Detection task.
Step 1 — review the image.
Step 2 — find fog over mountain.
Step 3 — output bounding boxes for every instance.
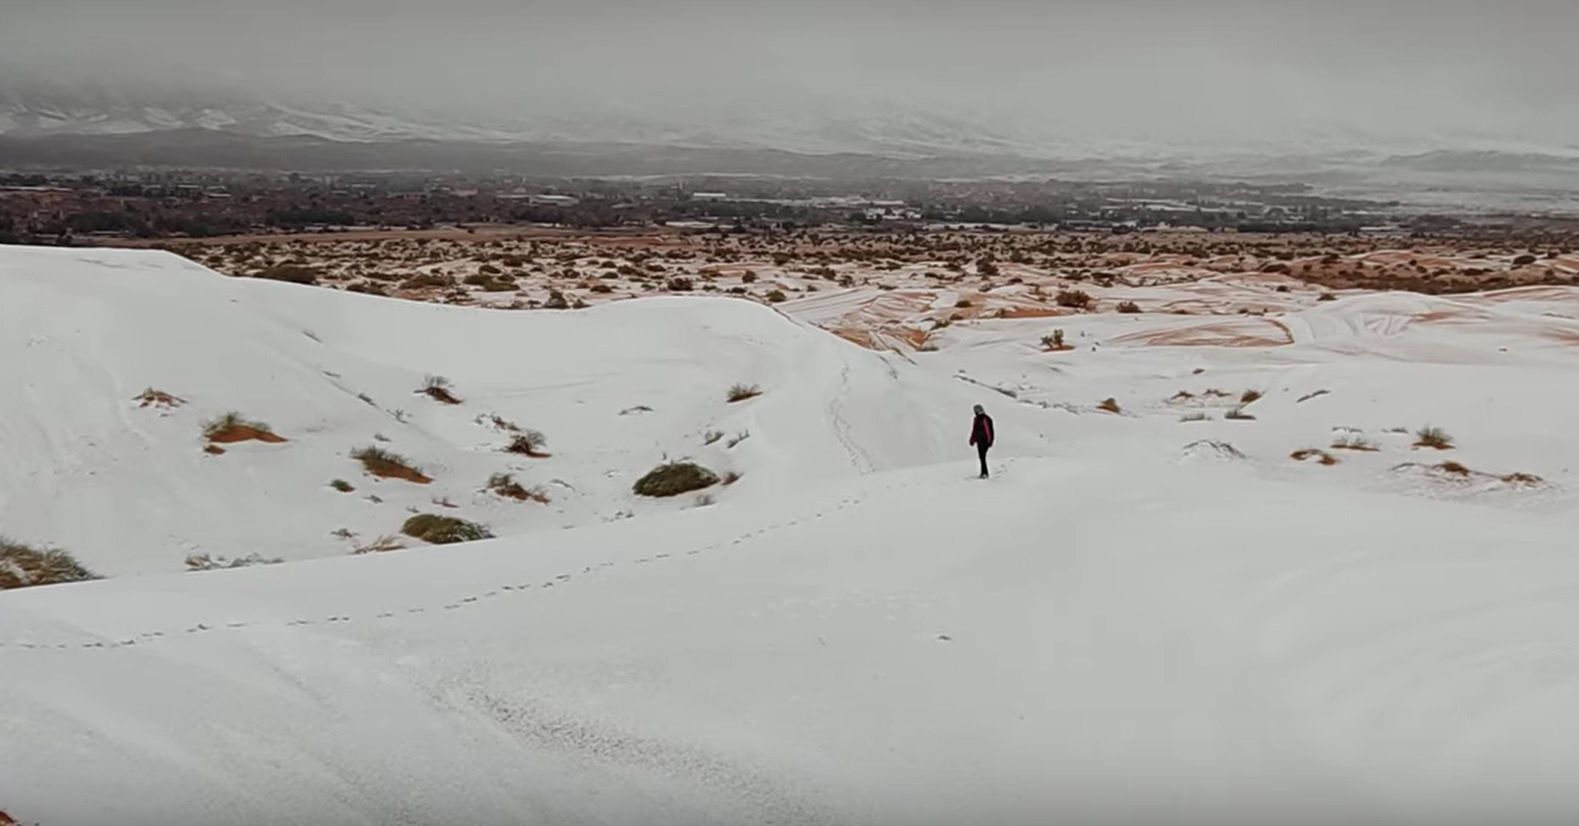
[4,0,1577,160]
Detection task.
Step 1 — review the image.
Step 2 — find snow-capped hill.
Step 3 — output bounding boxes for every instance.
[0,245,1045,577]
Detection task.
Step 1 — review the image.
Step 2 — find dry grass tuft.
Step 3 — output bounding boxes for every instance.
[1097,397,1122,414]
[726,383,763,403]
[1414,426,1455,450]
[329,478,355,493]
[1331,435,1380,452]
[1436,460,1472,476]
[487,473,549,503]
[1291,449,1339,466]
[1225,407,1256,420]
[351,446,432,483]
[504,430,549,457]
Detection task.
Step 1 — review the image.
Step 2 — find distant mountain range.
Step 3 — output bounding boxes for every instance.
[4,77,1578,212]
[0,76,1047,159]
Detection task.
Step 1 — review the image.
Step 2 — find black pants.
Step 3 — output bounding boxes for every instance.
[976,443,990,477]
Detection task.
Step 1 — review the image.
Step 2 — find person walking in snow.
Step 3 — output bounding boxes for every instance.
[969,404,995,479]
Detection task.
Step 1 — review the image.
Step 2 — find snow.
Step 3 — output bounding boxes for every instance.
[5,245,1579,823]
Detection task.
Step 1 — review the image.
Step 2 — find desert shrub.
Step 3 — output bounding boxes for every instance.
[544,289,570,309]
[1225,407,1256,420]
[741,271,758,283]
[1501,472,1544,486]
[346,281,389,296]
[0,538,98,590]
[633,461,719,498]
[421,375,462,404]
[727,383,763,403]
[1056,289,1093,309]
[1041,329,1067,350]
[766,289,788,303]
[1414,426,1454,450]
[1240,389,1263,404]
[703,430,724,445]
[1097,397,1121,414]
[487,473,549,503]
[1513,254,1538,266]
[955,298,973,308]
[1317,292,1337,302]
[401,514,493,545]
[505,429,549,456]
[1115,300,1141,314]
[1291,449,1339,466]
[185,552,283,571]
[666,277,694,292]
[255,265,319,285]
[1436,460,1472,476]
[726,431,751,448]
[330,478,355,493]
[351,446,428,481]
[721,470,743,485]
[401,273,454,289]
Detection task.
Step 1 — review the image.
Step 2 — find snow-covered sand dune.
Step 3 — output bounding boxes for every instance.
[5,245,1579,824]
[0,246,1048,575]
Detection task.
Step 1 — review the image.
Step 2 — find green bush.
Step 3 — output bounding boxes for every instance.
[401,514,493,545]
[633,461,719,498]
[0,538,98,590]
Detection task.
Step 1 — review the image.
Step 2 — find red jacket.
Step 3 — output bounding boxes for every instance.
[969,413,994,447]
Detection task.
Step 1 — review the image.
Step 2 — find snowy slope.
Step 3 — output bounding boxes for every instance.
[0,246,1049,576]
[7,246,1579,823]
[6,458,1579,824]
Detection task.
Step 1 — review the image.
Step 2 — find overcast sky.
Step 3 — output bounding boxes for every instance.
[5,0,1576,150]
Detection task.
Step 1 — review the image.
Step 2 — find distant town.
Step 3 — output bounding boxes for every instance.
[6,168,1552,247]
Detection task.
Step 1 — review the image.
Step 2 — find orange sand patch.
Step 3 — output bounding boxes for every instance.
[1544,328,1579,346]
[207,425,288,444]
[364,462,433,484]
[1116,319,1293,348]
[995,306,1068,319]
